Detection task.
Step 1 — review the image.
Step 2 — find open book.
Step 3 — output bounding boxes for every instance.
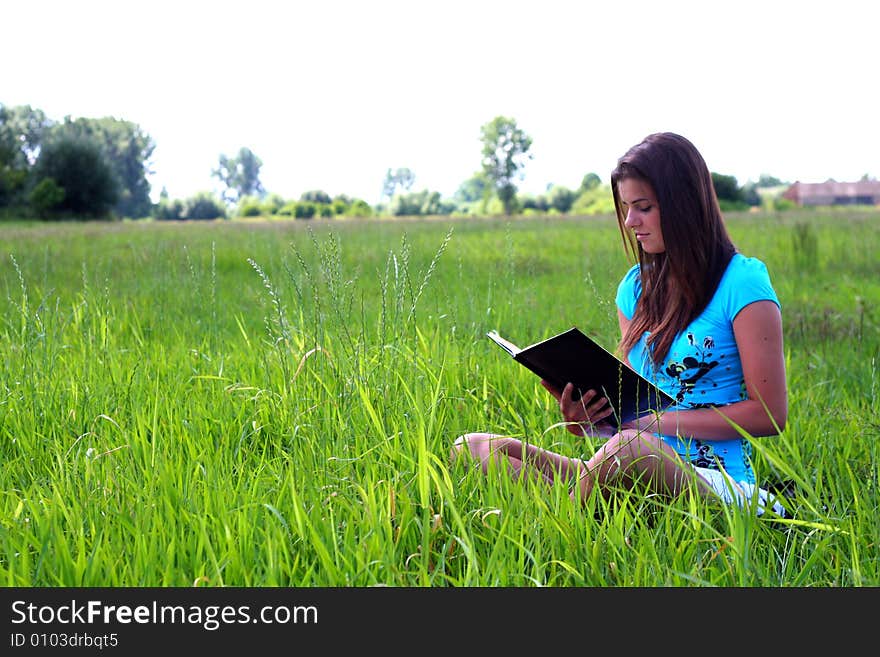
[487,327,675,427]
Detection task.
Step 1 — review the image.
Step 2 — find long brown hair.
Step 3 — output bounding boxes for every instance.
[612,132,736,367]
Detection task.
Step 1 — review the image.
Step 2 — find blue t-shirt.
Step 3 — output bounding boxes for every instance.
[614,253,780,483]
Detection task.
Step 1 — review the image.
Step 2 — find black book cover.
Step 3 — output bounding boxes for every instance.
[487,327,675,427]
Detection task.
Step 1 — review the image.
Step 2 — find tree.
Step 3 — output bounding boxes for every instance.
[300,189,332,204]
[548,185,576,213]
[521,194,549,213]
[580,172,601,192]
[0,107,155,217]
[740,182,762,207]
[756,173,785,188]
[0,104,53,207]
[212,147,265,204]
[710,172,743,203]
[31,132,119,218]
[382,167,415,200]
[59,116,156,218]
[0,104,52,166]
[480,116,533,215]
[454,172,489,203]
[390,189,454,217]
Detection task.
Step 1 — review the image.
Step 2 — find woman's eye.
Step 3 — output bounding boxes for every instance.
[637,205,652,213]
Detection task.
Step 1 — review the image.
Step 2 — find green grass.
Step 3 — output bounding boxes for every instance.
[1,210,878,586]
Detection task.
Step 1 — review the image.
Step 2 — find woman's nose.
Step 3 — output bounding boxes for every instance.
[624,208,639,226]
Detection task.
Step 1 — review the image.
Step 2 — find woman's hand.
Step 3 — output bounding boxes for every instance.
[540,380,616,438]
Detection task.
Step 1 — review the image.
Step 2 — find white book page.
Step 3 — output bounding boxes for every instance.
[486,331,520,357]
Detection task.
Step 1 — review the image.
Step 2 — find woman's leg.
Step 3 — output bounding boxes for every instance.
[451,433,584,485]
[575,429,715,504]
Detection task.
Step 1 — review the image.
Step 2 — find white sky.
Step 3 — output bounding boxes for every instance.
[2,0,877,204]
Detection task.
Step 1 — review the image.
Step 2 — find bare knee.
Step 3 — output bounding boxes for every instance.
[605,429,664,461]
[450,434,471,461]
[595,429,695,495]
[583,429,667,485]
[451,432,497,462]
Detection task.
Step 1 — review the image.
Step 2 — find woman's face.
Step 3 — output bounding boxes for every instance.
[618,177,665,254]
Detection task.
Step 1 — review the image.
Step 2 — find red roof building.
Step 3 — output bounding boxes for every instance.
[782,180,880,206]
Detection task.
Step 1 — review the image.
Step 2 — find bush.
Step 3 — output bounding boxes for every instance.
[28,177,65,218]
[183,192,226,220]
[484,197,506,216]
[153,197,184,220]
[237,196,263,217]
[571,185,615,215]
[277,202,297,217]
[343,199,374,218]
[391,190,455,216]
[262,193,285,215]
[294,202,316,219]
[0,167,29,208]
[773,197,797,211]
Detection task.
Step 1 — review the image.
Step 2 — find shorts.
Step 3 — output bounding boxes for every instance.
[694,467,787,517]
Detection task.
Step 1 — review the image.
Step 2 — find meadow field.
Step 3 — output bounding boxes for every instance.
[1,210,878,587]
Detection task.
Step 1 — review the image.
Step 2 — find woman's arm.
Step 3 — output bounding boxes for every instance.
[619,301,788,439]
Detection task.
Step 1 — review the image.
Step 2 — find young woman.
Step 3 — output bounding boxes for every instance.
[452,132,788,516]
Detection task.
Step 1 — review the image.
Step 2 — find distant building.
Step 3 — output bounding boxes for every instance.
[782,180,880,206]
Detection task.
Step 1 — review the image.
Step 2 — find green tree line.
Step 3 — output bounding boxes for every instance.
[1,102,778,221]
[1,105,154,219]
